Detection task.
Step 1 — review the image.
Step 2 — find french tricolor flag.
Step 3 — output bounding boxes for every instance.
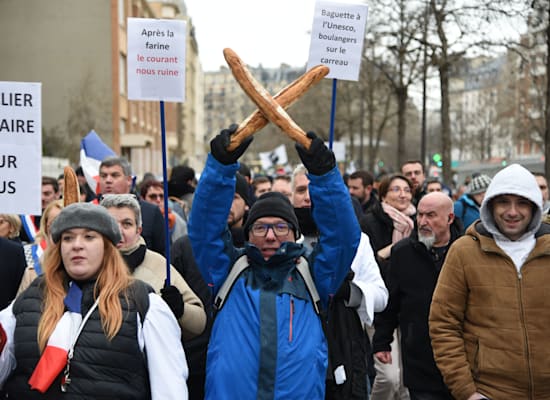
[80,130,116,195]
[28,283,82,393]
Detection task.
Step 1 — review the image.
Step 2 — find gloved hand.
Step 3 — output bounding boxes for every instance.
[210,124,253,165]
[295,131,336,175]
[161,285,184,319]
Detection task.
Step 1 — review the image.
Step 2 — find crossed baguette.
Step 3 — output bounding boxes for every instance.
[224,48,329,151]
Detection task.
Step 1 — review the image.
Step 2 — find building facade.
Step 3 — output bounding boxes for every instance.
[0,0,204,179]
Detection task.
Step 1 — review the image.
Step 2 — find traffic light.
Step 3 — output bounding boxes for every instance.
[432,153,442,167]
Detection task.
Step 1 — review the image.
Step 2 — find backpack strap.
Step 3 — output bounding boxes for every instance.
[214,255,322,315]
[130,280,154,325]
[213,255,250,312]
[295,257,321,315]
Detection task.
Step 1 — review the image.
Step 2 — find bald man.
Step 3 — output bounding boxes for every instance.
[372,192,462,400]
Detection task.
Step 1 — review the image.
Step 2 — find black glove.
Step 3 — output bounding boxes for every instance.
[295,131,336,175]
[210,124,253,165]
[161,285,184,319]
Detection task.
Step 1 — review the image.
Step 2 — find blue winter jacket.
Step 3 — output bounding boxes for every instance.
[454,193,480,232]
[188,154,360,400]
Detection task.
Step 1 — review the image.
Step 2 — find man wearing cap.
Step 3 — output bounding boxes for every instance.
[429,164,550,400]
[188,126,361,399]
[453,173,492,232]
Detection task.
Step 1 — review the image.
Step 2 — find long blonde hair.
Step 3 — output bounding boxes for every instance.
[36,200,64,245]
[37,236,132,352]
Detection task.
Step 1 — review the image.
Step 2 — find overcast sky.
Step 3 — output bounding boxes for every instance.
[184,0,318,71]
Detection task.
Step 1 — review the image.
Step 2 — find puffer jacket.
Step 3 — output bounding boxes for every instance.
[430,164,550,400]
[188,154,360,400]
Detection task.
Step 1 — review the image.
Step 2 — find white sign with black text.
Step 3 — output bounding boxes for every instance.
[127,18,187,102]
[307,1,369,81]
[0,81,42,215]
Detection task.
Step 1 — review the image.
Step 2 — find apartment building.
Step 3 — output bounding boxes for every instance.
[0,0,204,179]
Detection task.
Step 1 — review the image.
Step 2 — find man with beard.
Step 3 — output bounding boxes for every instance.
[373,192,461,400]
[291,163,388,400]
[430,164,550,400]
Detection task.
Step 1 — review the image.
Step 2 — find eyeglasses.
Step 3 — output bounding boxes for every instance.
[389,186,411,194]
[250,222,292,237]
[147,193,164,200]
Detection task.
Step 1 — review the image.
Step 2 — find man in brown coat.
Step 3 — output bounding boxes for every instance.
[429,163,550,400]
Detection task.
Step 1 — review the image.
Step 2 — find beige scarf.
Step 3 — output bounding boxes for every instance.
[382,202,415,244]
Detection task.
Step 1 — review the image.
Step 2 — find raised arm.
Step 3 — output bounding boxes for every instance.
[188,126,252,294]
[295,132,361,304]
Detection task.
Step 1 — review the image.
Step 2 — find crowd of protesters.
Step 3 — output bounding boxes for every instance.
[1,125,550,399]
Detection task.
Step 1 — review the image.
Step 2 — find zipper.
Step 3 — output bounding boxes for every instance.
[289,296,294,342]
[517,272,533,399]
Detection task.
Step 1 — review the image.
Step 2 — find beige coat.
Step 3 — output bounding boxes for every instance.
[429,223,550,400]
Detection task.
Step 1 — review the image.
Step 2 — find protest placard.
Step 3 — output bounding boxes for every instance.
[0,81,42,215]
[127,18,187,102]
[307,1,369,81]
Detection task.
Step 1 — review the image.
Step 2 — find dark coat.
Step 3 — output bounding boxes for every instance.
[139,199,166,256]
[359,202,393,278]
[0,237,26,310]
[372,222,461,392]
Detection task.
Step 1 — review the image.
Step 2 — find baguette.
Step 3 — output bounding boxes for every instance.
[224,48,324,150]
[63,166,81,206]
[227,63,329,151]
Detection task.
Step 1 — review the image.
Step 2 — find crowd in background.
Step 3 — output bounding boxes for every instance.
[1,131,550,399]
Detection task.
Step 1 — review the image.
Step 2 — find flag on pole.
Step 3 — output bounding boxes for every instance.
[28,283,82,393]
[80,130,116,195]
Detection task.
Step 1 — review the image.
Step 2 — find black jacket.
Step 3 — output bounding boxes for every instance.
[139,199,166,256]
[359,202,394,279]
[0,237,26,310]
[6,278,151,399]
[372,222,461,391]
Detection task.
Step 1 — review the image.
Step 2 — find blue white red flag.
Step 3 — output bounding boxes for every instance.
[80,130,115,194]
[28,283,82,393]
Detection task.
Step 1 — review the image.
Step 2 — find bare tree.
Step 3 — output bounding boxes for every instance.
[368,0,426,169]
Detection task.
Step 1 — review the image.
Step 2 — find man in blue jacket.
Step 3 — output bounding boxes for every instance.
[188,127,361,400]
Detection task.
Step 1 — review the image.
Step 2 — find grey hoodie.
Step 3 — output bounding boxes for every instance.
[480,163,543,242]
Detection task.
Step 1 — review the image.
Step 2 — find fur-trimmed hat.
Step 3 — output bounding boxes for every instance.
[50,202,121,245]
[468,174,492,195]
[243,192,299,238]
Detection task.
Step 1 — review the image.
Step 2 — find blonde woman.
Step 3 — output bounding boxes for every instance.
[17,200,64,295]
[0,214,22,240]
[0,203,188,398]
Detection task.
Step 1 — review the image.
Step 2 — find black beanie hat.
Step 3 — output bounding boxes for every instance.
[243,191,300,238]
[235,173,250,206]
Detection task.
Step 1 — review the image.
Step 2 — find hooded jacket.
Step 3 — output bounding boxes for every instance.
[188,154,360,400]
[429,164,550,400]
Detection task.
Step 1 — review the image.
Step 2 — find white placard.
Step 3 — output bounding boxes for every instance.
[127,18,187,102]
[0,81,42,215]
[307,1,369,81]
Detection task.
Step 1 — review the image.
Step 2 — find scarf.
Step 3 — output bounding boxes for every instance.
[120,238,147,273]
[28,282,83,393]
[382,202,415,244]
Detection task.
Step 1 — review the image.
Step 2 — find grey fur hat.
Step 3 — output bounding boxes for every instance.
[50,202,121,245]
